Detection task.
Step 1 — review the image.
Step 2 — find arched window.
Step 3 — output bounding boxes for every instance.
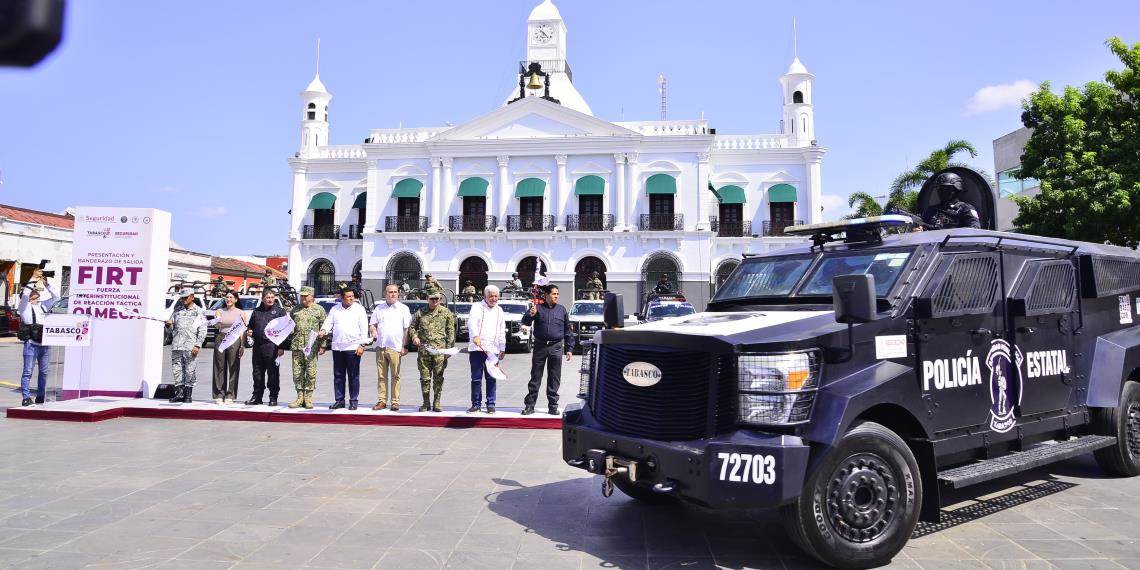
[352,260,363,283]
[306,259,336,296]
[793,91,804,104]
[714,259,741,294]
[574,256,607,299]
[515,256,548,289]
[307,102,316,121]
[323,105,328,121]
[458,256,489,296]
[641,252,682,301]
[385,252,422,291]
[802,116,807,133]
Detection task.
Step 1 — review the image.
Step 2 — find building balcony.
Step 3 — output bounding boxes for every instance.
[345,225,364,239]
[710,217,752,237]
[384,215,429,233]
[566,214,615,232]
[762,220,804,237]
[507,214,554,232]
[449,215,498,232]
[302,224,339,240]
[639,213,684,231]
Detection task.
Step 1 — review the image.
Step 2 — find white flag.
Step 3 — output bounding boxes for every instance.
[217,317,247,352]
[426,346,462,356]
[302,330,319,357]
[535,259,550,286]
[264,315,295,346]
[485,361,507,381]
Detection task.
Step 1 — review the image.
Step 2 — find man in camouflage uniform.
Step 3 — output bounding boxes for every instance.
[422,274,444,299]
[167,289,207,403]
[586,272,604,300]
[288,286,326,409]
[210,277,228,299]
[263,271,278,288]
[409,291,456,412]
[462,280,477,297]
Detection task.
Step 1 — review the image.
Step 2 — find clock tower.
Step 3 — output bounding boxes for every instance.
[509,0,592,115]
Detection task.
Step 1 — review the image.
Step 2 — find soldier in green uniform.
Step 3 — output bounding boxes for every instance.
[586,272,604,300]
[288,286,327,409]
[408,291,456,412]
[461,280,477,300]
[422,274,444,300]
[263,270,278,288]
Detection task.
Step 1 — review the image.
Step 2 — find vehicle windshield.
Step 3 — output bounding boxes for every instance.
[499,303,529,315]
[209,298,260,311]
[714,257,815,300]
[798,251,911,296]
[648,303,695,318]
[571,303,604,316]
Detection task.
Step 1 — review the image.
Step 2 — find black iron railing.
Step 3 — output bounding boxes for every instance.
[384,216,429,233]
[302,225,339,240]
[762,219,804,236]
[519,59,572,83]
[508,214,554,232]
[449,215,497,232]
[710,217,752,237]
[639,213,684,231]
[346,225,364,239]
[566,214,615,232]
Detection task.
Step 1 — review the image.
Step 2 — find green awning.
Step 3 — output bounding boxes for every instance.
[769,183,797,203]
[307,192,336,210]
[458,177,489,197]
[646,173,676,195]
[351,193,366,209]
[714,184,745,204]
[392,178,423,198]
[515,177,546,198]
[574,175,605,196]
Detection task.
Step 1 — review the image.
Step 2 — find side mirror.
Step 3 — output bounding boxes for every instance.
[832,274,877,324]
[603,292,624,329]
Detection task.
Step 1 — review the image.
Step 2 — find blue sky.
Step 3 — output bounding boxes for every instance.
[2,1,1137,254]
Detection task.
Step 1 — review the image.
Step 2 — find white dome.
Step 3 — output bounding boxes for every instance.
[528,0,561,21]
[304,73,328,93]
[785,57,809,75]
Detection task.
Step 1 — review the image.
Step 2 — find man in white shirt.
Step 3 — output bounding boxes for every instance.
[17,274,59,407]
[467,284,507,414]
[368,284,411,411]
[318,288,370,410]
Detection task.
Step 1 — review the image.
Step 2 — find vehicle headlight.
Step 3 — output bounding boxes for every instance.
[519,325,530,334]
[737,350,821,426]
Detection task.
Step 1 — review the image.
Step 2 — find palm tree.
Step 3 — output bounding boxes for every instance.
[845,192,884,219]
[887,139,990,214]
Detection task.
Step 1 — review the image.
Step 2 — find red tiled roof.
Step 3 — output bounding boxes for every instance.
[211,257,286,278]
[0,204,74,229]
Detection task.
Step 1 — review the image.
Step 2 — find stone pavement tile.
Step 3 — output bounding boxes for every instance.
[913,561,994,570]
[176,539,261,562]
[397,528,466,553]
[443,550,511,569]
[0,547,38,565]
[643,530,712,558]
[980,561,1054,569]
[1072,509,1140,526]
[214,522,288,543]
[1014,539,1100,560]
[375,547,450,569]
[149,517,234,540]
[953,539,1041,560]
[313,498,384,514]
[580,553,648,569]
[330,529,404,550]
[1116,561,1140,570]
[240,507,311,526]
[509,553,582,570]
[516,530,583,556]
[12,550,104,570]
[707,553,784,569]
[647,556,719,569]
[298,509,366,530]
[1045,522,1131,541]
[267,496,328,513]
[583,533,647,558]
[0,528,82,551]
[353,513,418,532]
[0,510,70,530]
[1081,540,1140,559]
[1051,561,1130,570]
[32,497,111,515]
[902,537,977,561]
[989,523,1068,540]
[371,497,435,517]
[408,513,475,534]
[455,531,524,554]
[243,537,330,566]
[192,504,258,523]
[306,543,386,569]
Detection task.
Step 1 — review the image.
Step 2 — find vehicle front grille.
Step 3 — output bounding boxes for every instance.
[594,344,728,440]
[508,322,521,333]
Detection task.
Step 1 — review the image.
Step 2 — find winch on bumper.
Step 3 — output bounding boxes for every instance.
[562,405,810,508]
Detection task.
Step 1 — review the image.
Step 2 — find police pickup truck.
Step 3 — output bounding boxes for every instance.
[562,216,1140,568]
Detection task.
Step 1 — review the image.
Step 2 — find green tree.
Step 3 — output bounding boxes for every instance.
[845,192,884,219]
[1013,37,1140,247]
[888,139,987,214]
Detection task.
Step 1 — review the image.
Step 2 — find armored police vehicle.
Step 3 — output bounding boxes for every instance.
[562,213,1140,568]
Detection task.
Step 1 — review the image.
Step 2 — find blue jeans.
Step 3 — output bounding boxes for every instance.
[469,351,496,407]
[21,342,50,400]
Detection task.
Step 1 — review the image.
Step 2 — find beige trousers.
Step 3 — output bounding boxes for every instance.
[376,348,402,404]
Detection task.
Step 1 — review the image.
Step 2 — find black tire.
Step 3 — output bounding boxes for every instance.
[612,477,677,505]
[1093,380,1140,477]
[780,421,922,569]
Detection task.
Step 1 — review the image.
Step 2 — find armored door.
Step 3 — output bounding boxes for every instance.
[913,252,1005,433]
[1006,258,1077,418]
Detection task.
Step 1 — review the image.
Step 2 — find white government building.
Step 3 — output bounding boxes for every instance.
[286,0,826,309]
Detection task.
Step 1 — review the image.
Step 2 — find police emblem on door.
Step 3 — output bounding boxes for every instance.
[987,339,1024,433]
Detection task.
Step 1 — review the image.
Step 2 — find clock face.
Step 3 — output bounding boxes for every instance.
[533,24,555,45]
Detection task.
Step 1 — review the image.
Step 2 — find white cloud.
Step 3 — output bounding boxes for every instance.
[820,193,851,219]
[197,206,227,218]
[964,80,1037,115]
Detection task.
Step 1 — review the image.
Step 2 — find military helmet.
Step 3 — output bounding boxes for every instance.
[512,272,519,278]
[936,172,964,192]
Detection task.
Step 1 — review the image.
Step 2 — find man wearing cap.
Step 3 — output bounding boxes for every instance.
[408,291,456,412]
[921,172,981,230]
[423,274,444,299]
[319,288,371,410]
[369,284,412,411]
[288,286,326,409]
[167,289,207,403]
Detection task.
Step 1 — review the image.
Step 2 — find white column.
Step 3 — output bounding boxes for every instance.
[288,240,302,285]
[288,160,307,239]
[440,157,453,231]
[696,151,711,231]
[365,162,380,231]
[626,152,640,230]
[805,148,825,223]
[554,154,567,230]
[614,153,626,231]
[497,156,511,230]
[430,158,442,231]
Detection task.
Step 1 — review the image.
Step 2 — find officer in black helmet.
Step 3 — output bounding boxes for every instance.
[921,172,981,230]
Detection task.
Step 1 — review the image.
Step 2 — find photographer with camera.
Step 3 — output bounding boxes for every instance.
[17,271,59,407]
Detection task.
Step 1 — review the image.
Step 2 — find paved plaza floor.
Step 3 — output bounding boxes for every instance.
[3,342,1140,568]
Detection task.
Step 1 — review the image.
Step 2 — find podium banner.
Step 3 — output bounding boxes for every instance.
[62,207,171,399]
[42,314,93,347]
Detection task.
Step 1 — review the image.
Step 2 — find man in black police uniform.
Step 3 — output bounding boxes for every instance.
[244,289,288,406]
[521,285,574,415]
[921,172,981,230]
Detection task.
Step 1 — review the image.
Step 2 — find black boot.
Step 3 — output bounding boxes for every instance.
[245,394,263,406]
[268,395,278,407]
[182,387,194,403]
[169,386,184,403]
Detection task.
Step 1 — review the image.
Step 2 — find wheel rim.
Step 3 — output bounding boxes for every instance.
[825,453,899,543]
[1126,402,1140,459]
